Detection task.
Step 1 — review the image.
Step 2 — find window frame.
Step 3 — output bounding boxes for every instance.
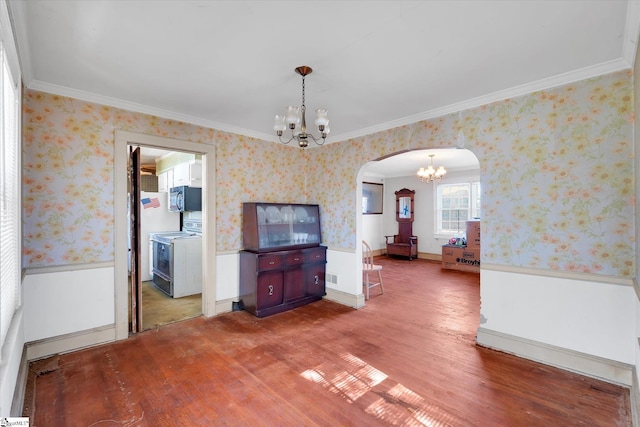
[0,0,22,355]
[434,180,481,238]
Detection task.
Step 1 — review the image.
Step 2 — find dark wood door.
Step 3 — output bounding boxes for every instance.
[129,146,142,333]
[256,271,284,309]
[284,268,305,301]
[305,265,326,297]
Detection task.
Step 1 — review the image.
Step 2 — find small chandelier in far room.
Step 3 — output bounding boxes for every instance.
[273,66,329,148]
[417,154,446,183]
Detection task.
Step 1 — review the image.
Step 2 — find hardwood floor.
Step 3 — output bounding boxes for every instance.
[25,257,631,426]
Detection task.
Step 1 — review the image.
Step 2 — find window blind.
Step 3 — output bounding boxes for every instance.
[0,40,20,349]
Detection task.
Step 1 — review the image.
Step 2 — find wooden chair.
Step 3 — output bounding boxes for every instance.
[385,222,418,260]
[362,240,384,300]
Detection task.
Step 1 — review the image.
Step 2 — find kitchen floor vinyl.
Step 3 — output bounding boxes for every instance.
[141,280,201,330]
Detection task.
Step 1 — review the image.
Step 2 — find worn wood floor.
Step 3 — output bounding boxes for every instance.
[26,257,631,426]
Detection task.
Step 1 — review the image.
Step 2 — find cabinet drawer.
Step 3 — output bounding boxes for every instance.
[257,271,284,309]
[305,247,326,263]
[284,251,305,266]
[257,254,283,271]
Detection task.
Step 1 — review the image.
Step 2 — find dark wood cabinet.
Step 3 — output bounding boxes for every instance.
[240,203,326,317]
[240,247,327,317]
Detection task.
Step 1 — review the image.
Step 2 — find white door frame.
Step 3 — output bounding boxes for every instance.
[114,130,216,340]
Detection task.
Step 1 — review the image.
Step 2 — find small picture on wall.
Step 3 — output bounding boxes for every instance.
[362,182,383,214]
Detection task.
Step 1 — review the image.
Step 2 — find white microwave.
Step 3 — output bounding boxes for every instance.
[168,186,202,212]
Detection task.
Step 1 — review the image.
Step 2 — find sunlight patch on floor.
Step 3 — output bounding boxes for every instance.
[301,352,460,426]
[300,353,386,402]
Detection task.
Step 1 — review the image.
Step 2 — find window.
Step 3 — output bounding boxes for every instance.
[0,29,21,350]
[436,181,480,235]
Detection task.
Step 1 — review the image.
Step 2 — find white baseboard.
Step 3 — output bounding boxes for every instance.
[11,345,28,417]
[215,297,235,315]
[26,324,116,361]
[325,288,364,308]
[477,327,633,386]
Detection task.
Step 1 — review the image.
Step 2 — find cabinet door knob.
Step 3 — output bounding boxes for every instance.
[268,285,274,296]
[314,275,319,285]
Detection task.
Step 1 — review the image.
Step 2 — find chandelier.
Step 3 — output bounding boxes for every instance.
[417,154,446,183]
[273,66,329,148]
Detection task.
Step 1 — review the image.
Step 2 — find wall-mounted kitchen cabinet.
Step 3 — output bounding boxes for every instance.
[157,160,201,192]
[173,160,202,188]
[157,169,172,193]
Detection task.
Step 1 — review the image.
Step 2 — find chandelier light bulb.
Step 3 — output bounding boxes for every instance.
[273,114,286,133]
[315,109,329,127]
[285,106,300,127]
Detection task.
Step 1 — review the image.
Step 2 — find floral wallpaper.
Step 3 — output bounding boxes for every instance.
[309,70,634,277]
[22,91,305,266]
[23,69,634,278]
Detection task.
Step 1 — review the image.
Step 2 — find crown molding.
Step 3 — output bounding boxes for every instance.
[330,58,631,143]
[28,56,629,148]
[26,80,279,143]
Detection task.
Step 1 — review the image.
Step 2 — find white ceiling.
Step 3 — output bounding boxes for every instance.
[8,1,640,175]
[365,148,479,178]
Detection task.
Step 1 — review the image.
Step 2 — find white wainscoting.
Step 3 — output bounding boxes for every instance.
[326,248,358,295]
[20,249,364,362]
[23,265,115,343]
[215,251,239,302]
[478,265,635,385]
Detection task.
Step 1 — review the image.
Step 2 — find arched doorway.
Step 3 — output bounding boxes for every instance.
[356,148,480,301]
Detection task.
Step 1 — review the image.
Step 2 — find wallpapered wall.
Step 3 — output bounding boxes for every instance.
[23,69,634,277]
[22,91,307,266]
[308,70,634,277]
